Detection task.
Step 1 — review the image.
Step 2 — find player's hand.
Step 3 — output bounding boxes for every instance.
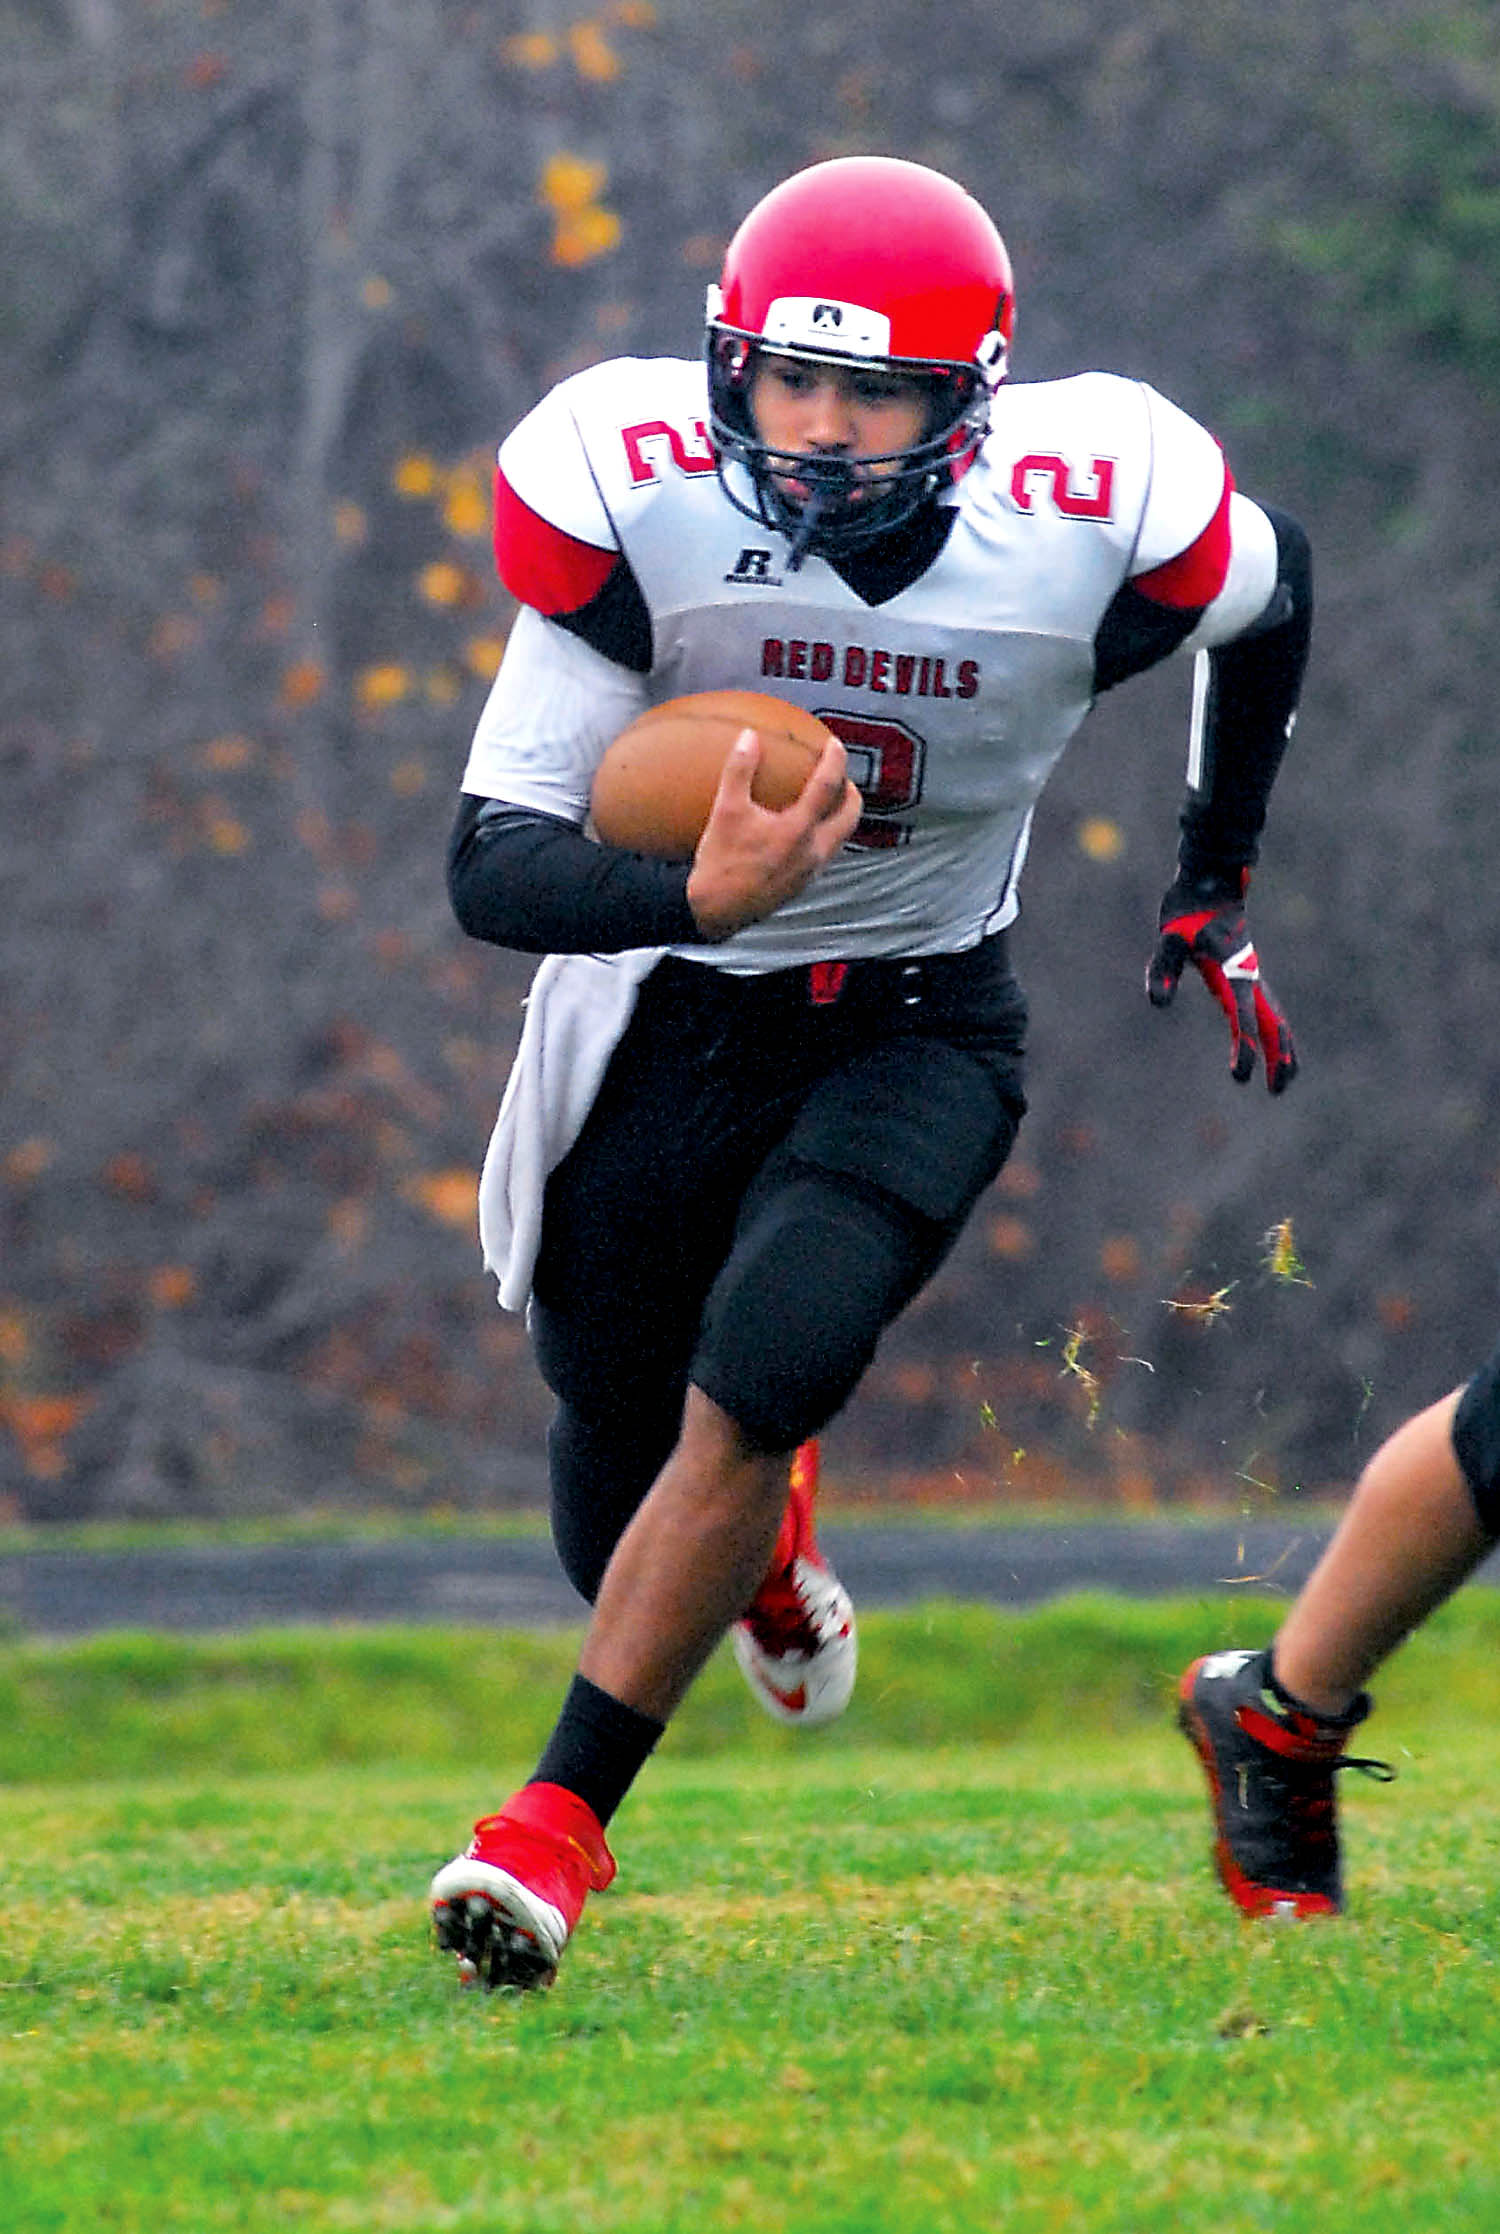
[1146,870,1298,1094]
[686,729,862,941]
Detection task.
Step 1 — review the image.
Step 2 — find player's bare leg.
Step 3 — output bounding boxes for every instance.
[578,1383,794,1721]
[1271,1390,1489,1716]
[432,1387,791,1987]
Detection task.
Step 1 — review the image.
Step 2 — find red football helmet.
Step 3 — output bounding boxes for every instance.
[706,156,1014,561]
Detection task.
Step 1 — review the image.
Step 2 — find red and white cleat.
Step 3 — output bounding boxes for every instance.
[732,1440,857,1727]
[429,1782,616,1991]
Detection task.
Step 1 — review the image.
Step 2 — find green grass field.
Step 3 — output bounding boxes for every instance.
[4,1592,1500,2231]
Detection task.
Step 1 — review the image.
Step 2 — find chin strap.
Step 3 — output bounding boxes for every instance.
[783,489,826,573]
[781,457,863,571]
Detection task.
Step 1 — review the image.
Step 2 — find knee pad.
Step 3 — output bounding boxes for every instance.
[691,1172,930,1452]
[1453,1343,1500,1539]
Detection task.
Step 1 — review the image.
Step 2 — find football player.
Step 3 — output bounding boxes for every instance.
[430,155,1308,1989]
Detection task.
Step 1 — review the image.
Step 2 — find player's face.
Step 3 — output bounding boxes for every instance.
[748,355,930,502]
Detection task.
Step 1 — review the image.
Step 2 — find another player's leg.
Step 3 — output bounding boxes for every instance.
[1176,1648,1390,1917]
[733,1438,858,1726]
[1179,1384,1496,1917]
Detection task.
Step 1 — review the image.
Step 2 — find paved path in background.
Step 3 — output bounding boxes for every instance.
[0,1517,1435,1639]
[9,1520,1500,1640]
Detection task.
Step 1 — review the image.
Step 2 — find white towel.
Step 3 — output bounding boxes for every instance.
[478,948,665,1312]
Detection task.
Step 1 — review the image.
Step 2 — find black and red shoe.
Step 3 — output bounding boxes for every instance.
[1177,1648,1393,1917]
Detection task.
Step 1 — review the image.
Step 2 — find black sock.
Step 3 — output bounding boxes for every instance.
[530,1674,665,1829]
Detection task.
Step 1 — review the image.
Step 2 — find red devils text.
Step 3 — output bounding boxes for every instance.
[760,639,980,699]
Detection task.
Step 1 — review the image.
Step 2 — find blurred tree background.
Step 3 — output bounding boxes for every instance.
[3,0,1499,1520]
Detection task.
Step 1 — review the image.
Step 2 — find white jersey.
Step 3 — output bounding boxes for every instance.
[461,356,1277,970]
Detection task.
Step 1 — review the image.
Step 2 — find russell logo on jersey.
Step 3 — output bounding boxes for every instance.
[725,546,784,586]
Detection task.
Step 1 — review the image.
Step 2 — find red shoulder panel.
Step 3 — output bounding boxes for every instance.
[493,467,618,615]
[1131,468,1234,610]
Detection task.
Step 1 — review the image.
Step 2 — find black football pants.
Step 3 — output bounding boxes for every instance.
[528,939,1028,1601]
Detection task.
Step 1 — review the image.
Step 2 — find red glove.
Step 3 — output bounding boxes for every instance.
[1146,871,1298,1094]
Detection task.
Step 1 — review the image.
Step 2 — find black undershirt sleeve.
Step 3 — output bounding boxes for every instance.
[448,541,681,951]
[1174,507,1311,884]
[1093,505,1311,889]
[552,557,654,672]
[1091,583,1202,694]
[447,795,700,955]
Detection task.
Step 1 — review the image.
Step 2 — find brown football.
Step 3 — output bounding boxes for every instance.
[589,689,838,858]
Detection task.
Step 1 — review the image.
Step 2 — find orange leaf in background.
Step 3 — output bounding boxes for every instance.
[424,668,462,705]
[538,154,621,267]
[280,659,325,709]
[1077,815,1125,863]
[393,453,438,499]
[317,883,357,921]
[362,275,393,310]
[0,1392,93,1479]
[149,613,200,660]
[334,500,368,546]
[552,205,621,267]
[418,560,477,608]
[4,1139,55,1186]
[994,1157,1042,1200]
[390,759,428,795]
[987,1214,1034,1261]
[102,1152,156,1202]
[198,735,255,771]
[148,1266,198,1309]
[442,477,490,540]
[258,593,295,637]
[185,51,226,88]
[5,1395,87,1439]
[540,152,603,215]
[0,1309,30,1364]
[403,1169,478,1231]
[189,573,222,606]
[464,635,505,679]
[204,811,250,855]
[356,664,409,710]
[610,0,657,23]
[503,31,558,66]
[569,20,621,80]
[1099,1234,1142,1283]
